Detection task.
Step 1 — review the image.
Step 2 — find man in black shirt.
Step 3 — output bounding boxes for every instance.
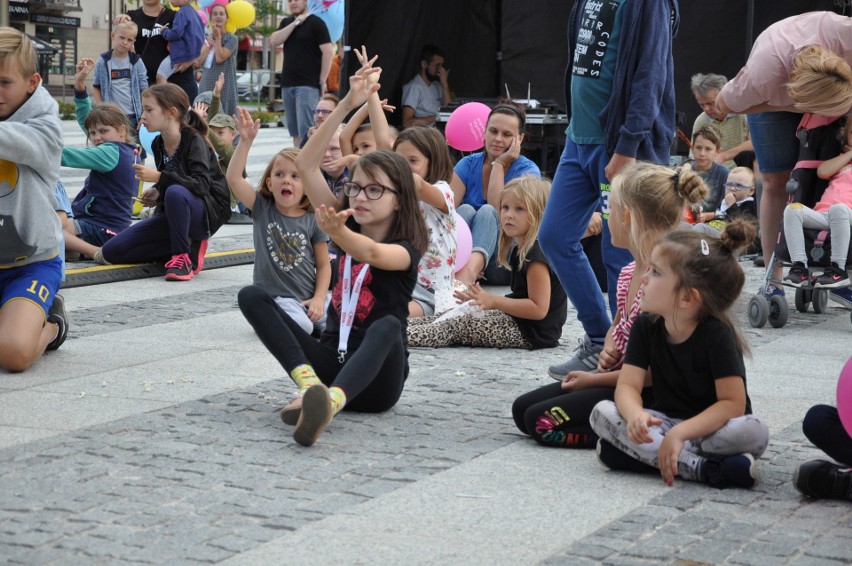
[269,0,333,147]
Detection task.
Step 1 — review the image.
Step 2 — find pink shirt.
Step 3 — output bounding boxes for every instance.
[819,165,852,213]
[720,12,852,113]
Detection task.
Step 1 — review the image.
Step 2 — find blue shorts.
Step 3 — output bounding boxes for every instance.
[74,219,116,247]
[0,257,63,318]
[747,111,801,173]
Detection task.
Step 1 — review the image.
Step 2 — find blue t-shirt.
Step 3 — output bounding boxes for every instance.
[567,0,624,144]
[454,153,541,209]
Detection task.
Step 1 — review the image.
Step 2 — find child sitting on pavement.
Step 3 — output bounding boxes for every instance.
[63,58,138,261]
[684,125,729,224]
[0,27,69,369]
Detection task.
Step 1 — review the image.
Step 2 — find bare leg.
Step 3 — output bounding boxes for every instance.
[63,228,100,259]
[760,170,790,284]
[456,251,485,288]
[0,299,56,372]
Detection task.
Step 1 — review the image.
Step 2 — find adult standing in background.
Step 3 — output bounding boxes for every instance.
[715,11,852,299]
[196,3,238,118]
[115,0,199,104]
[401,45,452,129]
[269,0,333,147]
[690,73,753,169]
[539,0,680,379]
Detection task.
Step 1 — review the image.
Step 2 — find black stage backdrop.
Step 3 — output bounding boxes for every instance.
[343,0,846,152]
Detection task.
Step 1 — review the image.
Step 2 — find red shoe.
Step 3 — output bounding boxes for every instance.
[164,253,194,281]
[190,239,209,275]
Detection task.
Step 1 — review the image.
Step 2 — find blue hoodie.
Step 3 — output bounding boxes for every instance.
[161,5,204,65]
[565,0,680,163]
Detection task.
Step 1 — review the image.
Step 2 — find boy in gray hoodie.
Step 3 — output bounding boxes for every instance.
[0,27,68,371]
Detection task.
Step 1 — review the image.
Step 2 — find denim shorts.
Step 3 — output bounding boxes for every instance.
[411,282,436,316]
[283,85,320,139]
[74,219,116,247]
[747,111,801,173]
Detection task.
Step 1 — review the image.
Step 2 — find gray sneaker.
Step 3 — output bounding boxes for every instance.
[548,336,603,380]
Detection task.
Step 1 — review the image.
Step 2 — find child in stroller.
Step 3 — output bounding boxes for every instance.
[749,113,852,328]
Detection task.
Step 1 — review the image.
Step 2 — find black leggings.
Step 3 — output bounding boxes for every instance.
[238,285,407,413]
[803,404,852,466]
[511,383,615,448]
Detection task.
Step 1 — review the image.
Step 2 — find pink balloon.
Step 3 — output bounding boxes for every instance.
[453,212,472,273]
[206,0,228,15]
[196,9,208,26]
[445,102,491,152]
[837,356,852,437]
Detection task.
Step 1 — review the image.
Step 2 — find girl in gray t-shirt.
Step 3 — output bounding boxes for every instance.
[225,120,331,334]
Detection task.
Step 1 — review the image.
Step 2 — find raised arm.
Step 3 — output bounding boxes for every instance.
[269,12,309,49]
[296,55,382,210]
[339,101,369,156]
[818,148,852,180]
[226,107,260,210]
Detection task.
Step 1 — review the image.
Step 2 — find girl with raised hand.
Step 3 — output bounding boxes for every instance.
[407,175,566,349]
[97,84,231,280]
[589,220,769,489]
[393,127,457,316]
[61,58,138,261]
[238,59,428,447]
[512,163,707,448]
[227,107,331,334]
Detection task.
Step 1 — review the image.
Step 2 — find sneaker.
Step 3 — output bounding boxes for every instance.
[829,287,852,310]
[189,239,209,275]
[293,383,333,447]
[92,248,111,265]
[794,458,852,499]
[703,453,757,489]
[783,262,811,288]
[762,283,785,300]
[548,335,603,380]
[280,394,303,426]
[46,294,68,351]
[814,263,850,288]
[164,253,194,281]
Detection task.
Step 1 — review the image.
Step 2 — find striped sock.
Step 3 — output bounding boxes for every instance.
[328,386,346,415]
[290,364,321,393]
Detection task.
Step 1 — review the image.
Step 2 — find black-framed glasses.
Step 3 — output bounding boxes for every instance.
[724,182,754,191]
[342,182,398,200]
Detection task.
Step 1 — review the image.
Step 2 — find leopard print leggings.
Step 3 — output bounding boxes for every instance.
[407,309,532,349]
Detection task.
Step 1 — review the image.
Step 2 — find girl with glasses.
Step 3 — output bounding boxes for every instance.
[239,58,428,447]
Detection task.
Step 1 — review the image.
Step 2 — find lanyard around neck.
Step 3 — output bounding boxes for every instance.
[338,254,369,363]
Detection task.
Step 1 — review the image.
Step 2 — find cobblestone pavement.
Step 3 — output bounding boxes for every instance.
[0,123,849,564]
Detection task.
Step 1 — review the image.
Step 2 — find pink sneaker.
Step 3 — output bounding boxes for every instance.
[190,239,209,275]
[164,253,194,281]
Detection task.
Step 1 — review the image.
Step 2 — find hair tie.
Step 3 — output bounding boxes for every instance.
[672,169,680,186]
[700,239,710,256]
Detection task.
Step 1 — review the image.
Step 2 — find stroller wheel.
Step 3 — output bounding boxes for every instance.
[748,294,769,328]
[768,295,789,328]
[812,289,829,314]
[794,288,812,313]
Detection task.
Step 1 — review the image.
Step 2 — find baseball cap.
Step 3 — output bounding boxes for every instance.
[209,113,236,130]
[195,91,213,105]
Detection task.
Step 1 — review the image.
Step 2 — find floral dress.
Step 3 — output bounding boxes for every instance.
[418,180,458,314]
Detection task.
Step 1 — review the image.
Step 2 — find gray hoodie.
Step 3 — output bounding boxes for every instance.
[0,84,63,267]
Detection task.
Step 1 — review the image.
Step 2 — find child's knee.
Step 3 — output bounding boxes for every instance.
[0,342,37,373]
[827,202,851,220]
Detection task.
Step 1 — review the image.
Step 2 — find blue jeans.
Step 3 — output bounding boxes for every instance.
[539,140,632,340]
[283,85,320,139]
[457,203,499,266]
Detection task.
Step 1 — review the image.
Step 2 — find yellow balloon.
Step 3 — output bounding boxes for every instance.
[226,0,256,30]
[225,21,238,34]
